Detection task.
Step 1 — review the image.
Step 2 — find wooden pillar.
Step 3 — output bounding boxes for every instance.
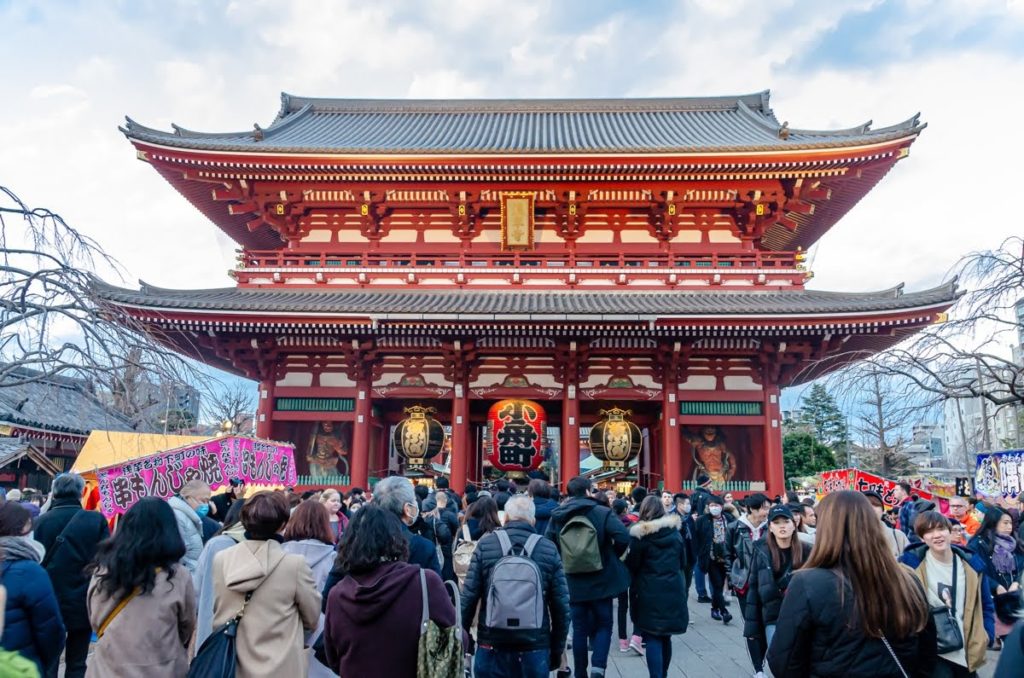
[351,377,371,489]
[763,383,784,497]
[450,383,469,493]
[465,423,479,487]
[560,386,581,491]
[662,383,682,492]
[255,378,274,439]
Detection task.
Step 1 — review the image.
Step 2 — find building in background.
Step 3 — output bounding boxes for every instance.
[97,92,957,494]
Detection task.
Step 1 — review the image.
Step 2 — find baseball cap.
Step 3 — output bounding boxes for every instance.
[861,490,884,505]
[767,504,794,523]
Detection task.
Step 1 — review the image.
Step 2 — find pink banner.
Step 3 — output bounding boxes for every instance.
[95,435,297,518]
[815,467,949,513]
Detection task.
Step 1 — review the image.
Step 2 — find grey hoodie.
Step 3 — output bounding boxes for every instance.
[168,495,203,574]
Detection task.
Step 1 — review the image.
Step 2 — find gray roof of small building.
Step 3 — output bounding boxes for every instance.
[122,91,924,155]
[0,366,136,437]
[95,280,958,319]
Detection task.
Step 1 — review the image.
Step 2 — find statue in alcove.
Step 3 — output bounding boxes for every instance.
[685,426,736,486]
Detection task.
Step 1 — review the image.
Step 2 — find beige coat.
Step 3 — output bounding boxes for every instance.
[86,565,196,678]
[911,552,989,673]
[213,539,321,678]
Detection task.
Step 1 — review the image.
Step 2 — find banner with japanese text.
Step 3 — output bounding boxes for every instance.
[95,435,297,517]
[815,467,948,512]
[975,450,1024,499]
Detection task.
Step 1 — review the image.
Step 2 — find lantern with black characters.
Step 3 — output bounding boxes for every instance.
[392,405,446,469]
[589,407,642,469]
[486,399,547,472]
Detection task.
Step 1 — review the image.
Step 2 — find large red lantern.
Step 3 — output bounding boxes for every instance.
[486,399,547,472]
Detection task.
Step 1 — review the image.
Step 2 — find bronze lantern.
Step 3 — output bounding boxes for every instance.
[589,407,642,469]
[393,405,446,469]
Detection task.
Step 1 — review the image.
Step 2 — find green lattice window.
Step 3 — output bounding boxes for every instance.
[275,397,355,412]
[679,401,762,416]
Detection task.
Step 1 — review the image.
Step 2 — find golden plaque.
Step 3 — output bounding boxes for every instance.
[500,192,535,250]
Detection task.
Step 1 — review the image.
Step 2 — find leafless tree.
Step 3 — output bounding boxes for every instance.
[0,186,206,419]
[204,381,257,435]
[848,368,918,477]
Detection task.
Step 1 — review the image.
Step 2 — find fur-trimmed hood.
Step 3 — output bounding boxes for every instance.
[629,513,681,538]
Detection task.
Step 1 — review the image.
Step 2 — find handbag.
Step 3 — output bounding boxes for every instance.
[416,569,464,678]
[930,556,965,654]
[187,590,254,678]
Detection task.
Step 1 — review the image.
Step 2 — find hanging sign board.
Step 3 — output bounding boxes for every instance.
[815,467,948,512]
[975,450,1024,499]
[94,435,297,518]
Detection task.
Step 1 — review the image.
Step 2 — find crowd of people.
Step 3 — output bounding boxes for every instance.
[0,474,1022,677]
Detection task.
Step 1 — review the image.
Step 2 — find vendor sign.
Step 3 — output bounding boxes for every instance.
[975,449,1024,499]
[95,435,297,517]
[816,467,948,511]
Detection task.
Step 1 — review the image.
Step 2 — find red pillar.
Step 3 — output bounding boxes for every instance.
[662,385,682,492]
[763,384,785,497]
[351,378,371,489]
[255,378,274,439]
[560,386,580,491]
[450,383,469,493]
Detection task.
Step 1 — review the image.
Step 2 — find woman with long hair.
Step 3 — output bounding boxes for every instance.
[0,502,65,675]
[192,497,247,647]
[465,496,501,540]
[768,491,936,678]
[322,504,459,677]
[212,491,320,677]
[319,489,349,542]
[967,506,1024,643]
[742,504,812,675]
[625,495,689,678]
[87,497,196,677]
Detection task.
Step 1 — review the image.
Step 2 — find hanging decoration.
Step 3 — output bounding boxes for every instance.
[486,399,546,472]
[392,405,446,468]
[589,407,642,469]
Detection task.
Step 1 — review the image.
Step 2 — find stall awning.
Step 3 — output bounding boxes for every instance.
[72,430,210,478]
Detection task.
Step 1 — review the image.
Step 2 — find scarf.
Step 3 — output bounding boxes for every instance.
[992,534,1018,575]
[0,535,45,563]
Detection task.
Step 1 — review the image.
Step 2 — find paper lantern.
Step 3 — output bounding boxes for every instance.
[486,399,546,472]
[393,405,446,468]
[589,407,642,469]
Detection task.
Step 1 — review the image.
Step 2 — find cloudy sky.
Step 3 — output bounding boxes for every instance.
[3,0,1023,407]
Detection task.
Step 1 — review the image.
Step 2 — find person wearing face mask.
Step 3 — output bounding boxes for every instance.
[168,479,212,574]
[863,491,909,559]
[0,501,65,676]
[743,505,812,678]
[695,496,734,624]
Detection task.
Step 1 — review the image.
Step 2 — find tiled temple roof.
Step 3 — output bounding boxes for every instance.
[122,91,923,155]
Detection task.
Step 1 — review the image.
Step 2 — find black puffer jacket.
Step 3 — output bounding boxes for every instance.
[625,514,689,635]
[34,496,109,631]
[545,497,630,603]
[461,521,570,657]
[767,568,937,678]
[742,539,812,636]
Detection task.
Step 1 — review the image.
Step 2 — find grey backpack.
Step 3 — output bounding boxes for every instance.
[485,531,544,631]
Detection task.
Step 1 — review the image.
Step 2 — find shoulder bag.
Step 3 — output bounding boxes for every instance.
[416,569,464,678]
[880,635,910,678]
[930,556,965,654]
[40,510,89,569]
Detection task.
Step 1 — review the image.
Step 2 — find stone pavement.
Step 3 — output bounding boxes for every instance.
[569,587,1002,678]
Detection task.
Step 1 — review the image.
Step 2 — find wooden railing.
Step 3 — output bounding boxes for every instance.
[240,250,797,270]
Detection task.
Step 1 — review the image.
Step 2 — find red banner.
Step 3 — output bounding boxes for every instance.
[815,467,949,512]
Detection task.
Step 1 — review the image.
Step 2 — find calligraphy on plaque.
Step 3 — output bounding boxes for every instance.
[487,398,546,472]
[500,192,535,250]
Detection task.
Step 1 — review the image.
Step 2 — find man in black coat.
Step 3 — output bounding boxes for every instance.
[462,495,570,676]
[545,476,630,678]
[689,474,715,603]
[694,494,734,624]
[34,473,109,678]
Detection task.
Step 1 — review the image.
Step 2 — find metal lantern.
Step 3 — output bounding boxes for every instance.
[589,407,642,469]
[393,405,446,468]
[486,399,547,472]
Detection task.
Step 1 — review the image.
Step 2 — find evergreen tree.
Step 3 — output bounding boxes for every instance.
[796,383,849,450]
[783,432,838,479]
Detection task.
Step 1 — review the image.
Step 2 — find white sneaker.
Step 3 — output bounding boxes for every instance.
[754,672,765,678]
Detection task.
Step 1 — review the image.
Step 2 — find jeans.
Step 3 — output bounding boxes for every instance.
[571,598,613,677]
[616,591,630,640]
[474,647,549,678]
[693,559,708,597]
[46,627,90,678]
[765,624,776,647]
[642,632,672,678]
[706,561,728,612]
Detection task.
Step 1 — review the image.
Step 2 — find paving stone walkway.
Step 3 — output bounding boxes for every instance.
[569,587,1001,678]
